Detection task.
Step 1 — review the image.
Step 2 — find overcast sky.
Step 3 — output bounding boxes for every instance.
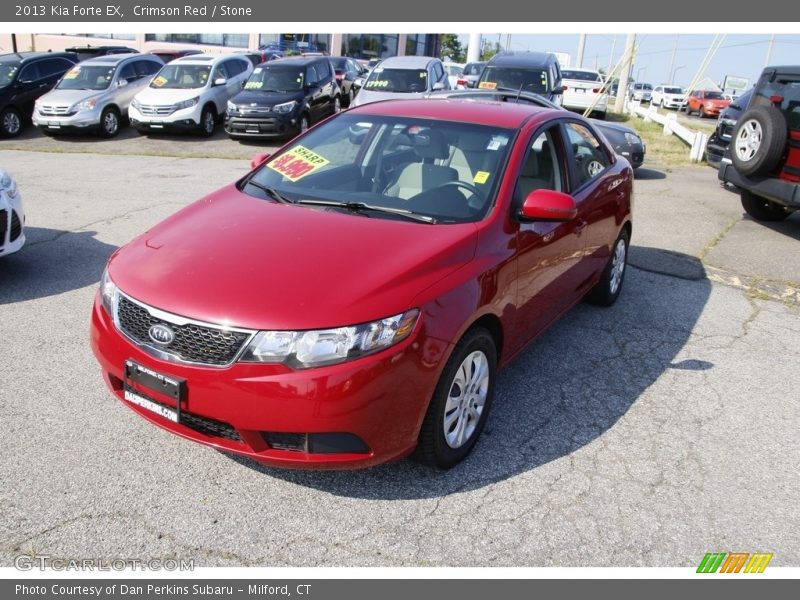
[457,33,799,88]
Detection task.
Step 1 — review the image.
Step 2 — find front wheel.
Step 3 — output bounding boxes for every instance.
[299,113,309,133]
[199,107,216,137]
[415,327,497,469]
[586,229,629,306]
[99,107,120,138]
[740,190,791,222]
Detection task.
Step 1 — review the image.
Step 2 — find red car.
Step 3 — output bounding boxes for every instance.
[90,99,633,470]
[685,90,730,118]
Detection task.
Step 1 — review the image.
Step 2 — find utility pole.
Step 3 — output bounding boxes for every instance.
[576,34,586,68]
[667,35,678,86]
[506,34,512,52]
[614,33,636,113]
[467,33,481,63]
[607,35,617,74]
[765,34,775,67]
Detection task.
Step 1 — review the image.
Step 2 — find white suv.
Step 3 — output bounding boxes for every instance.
[651,85,686,110]
[129,54,252,136]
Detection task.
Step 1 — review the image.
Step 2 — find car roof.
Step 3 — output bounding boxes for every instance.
[350,97,554,129]
[78,53,146,66]
[562,67,599,73]
[268,56,329,66]
[486,51,557,67]
[172,54,233,65]
[378,55,438,69]
[0,51,76,64]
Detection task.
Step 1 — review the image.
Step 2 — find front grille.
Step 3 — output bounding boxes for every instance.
[127,385,242,442]
[237,106,272,115]
[38,105,76,117]
[9,210,22,242]
[0,209,7,246]
[116,295,251,366]
[137,104,175,117]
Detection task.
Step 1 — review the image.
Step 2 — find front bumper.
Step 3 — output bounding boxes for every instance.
[129,105,202,133]
[90,294,449,469]
[0,192,25,257]
[33,108,103,132]
[224,112,299,138]
[719,163,800,210]
[660,98,686,109]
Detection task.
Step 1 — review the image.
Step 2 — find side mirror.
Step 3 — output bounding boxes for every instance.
[250,153,271,170]
[354,77,365,89]
[432,82,445,91]
[117,78,129,88]
[519,189,577,222]
[552,85,566,95]
[213,77,227,87]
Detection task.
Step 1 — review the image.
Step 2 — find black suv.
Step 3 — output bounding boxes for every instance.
[718,66,800,221]
[225,56,341,140]
[0,51,78,137]
[705,89,753,168]
[476,52,564,104]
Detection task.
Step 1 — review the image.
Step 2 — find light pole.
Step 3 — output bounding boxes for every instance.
[670,65,685,85]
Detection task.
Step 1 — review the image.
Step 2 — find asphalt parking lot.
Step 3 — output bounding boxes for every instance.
[1,139,799,567]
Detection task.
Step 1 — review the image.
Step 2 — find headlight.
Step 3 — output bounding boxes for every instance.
[174,97,199,111]
[706,101,715,108]
[273,100,297,114]
[0,171,18,198]
[226,100,238,114]
[241,309,420,368]
[75,98,97,112]
[131,98,142,111]
[100,267,117,315]
[624,132,641,145]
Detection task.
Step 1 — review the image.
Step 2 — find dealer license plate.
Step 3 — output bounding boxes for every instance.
[123,360,186,422]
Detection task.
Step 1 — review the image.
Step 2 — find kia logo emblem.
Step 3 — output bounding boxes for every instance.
[148,324,175,345]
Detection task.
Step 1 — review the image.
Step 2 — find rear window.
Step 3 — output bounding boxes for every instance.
[752,76,800,130]
[561,70,601,82]
[463,63,484,76]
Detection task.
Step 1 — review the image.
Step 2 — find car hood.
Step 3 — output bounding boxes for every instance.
[39,88,105,106]
[109,184,478,330]
[133,86,204,104]
[353,89,427,107]
[230,89,304,107]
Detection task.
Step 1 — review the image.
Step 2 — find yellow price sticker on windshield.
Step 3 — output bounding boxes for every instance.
[365,80,389,89]
[64,68,80,80]
[473,171,490,184]
[152,75,168,87]
[244,81,263,89]
[267,145,330,182]
[478,81,497,90]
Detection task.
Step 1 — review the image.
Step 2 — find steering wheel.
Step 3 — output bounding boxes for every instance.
[435,180,484,198]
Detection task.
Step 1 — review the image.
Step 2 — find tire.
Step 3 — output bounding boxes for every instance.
[99,107,120,138]
[333,95,342,115]
[199,106,216,138]
[346,87,354,107]
[685,105,692,116]
[740,189,791,221]
[299,113,309,134]
[586,229,629,306]
[730,105,787,177]
[415,327,497,469]
[1,107,22,138]
[698,106,705,119]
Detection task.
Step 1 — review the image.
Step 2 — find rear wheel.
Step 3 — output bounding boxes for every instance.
[740,190,791,221]
[415,327,497,469]
[586,230,629,306]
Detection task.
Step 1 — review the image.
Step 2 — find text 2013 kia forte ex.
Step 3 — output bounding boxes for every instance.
[90,98,633,470]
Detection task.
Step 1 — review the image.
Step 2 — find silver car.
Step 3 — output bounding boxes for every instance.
[351,56,450,107]
[33,54,164,137]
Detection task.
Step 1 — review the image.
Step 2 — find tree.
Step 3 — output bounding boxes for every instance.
[480,41,503,62]
[440,34,465,63]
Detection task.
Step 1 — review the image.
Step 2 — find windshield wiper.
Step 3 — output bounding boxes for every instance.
[294,199,436,224]
[244,179,293,204]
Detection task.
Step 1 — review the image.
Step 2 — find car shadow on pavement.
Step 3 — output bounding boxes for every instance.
[0,227,117,304]
[633,168,666,180]
[227,252,712,499]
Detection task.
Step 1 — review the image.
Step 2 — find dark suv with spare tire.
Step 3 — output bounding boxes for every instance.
[719,65,800,221]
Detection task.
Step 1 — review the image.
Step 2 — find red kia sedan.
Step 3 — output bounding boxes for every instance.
[90,99,633,470]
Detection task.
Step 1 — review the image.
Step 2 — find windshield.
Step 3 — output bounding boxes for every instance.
[243,113,515,224]
[664,86,683,94]
[245,65,304,92]
[704,91,725,100]
[0,63,19,87]
[57,65,116,90]
[150,64,211,89]
[561,70,601,82]
[478,66,549,94]
[364,67,428,93]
